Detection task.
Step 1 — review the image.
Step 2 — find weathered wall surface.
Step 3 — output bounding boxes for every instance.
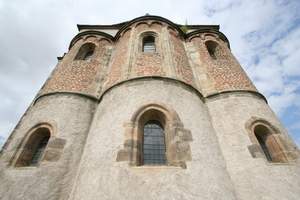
[206,93,300,200]
[0,94,97,200]
[41,36,112,98]
[1,16,299,200]
[69,79,237,200]
[188,35,258,95]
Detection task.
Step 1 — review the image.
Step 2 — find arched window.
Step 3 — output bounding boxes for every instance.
[143,120,166,165]
[254,125,276,162]
[246,117,299,163]
[143,36,155,52]
[29,136,50,166]
[74,43,96,61]
[117,103,193,168]
[84,51,94,61]
[16,127,50,167]
[205,41,218,60]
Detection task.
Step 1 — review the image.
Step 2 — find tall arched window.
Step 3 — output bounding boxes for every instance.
[246,117,299,163]
[15,128,50,167]
[143,120,166,165]
[254,125,276,162]
[117,103,193,168]
[143,36,155,52]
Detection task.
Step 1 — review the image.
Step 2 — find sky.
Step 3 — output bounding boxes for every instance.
[0,0,299,149]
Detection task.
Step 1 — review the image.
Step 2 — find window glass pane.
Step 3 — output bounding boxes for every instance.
[143,120,166,165]
[143,36,155,52]
[29,137,50,166]
[84,51,94,61]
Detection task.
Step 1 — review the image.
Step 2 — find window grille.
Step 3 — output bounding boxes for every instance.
[143,120,166,165]
[29,136,50,166]
[255,134,274,162]
[84,51,94,61]
[143,36,155,52]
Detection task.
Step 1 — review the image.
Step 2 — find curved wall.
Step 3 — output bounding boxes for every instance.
[70,79,237,199]
[40,35,113,98]
[0,94,97,199]
[206,93,300,200]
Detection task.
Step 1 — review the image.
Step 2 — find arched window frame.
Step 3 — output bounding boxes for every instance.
[7,120,66,168]
[117,103,193,169]
[245,117,299,163]
[140,32,158,53]
[74,42,96,61]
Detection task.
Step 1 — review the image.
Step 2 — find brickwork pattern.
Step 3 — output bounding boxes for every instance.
[135,53,166,76]
[191,36,258,92]
[106,29,131,88]
[170,31,195,85]
[42,37,110,95]
[135,22,163,33]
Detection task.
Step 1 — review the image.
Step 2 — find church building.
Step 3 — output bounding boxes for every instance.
[0,15,299,200]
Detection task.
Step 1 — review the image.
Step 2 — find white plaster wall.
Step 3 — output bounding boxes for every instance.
[0,94,97,200]
[206,94,300,200]
[70,80,237,200]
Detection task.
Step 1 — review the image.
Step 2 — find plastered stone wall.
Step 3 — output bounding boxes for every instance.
[0,94,97,200]
[206,93,300,200]
[69,79,237,200]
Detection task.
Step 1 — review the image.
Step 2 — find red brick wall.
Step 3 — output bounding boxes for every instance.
[191,36,257,92]
[133,22,166,77]
[41,36,111,95]
[106,29,131,88]
[169,30,195,86]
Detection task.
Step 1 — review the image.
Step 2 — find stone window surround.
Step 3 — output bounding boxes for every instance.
[7,119,66,168]
[246,116,298,163]
[116,102,193,169]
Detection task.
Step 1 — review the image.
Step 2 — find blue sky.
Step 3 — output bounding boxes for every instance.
[0,0,299,148]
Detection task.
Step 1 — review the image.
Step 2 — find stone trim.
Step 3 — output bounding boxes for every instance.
[205,90,267,103]
[34,91,98,106]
